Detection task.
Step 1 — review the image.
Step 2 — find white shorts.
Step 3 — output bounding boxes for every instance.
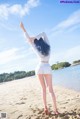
[35,62,52,74]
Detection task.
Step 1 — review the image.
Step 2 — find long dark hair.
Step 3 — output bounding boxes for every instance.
[34,37,50,56]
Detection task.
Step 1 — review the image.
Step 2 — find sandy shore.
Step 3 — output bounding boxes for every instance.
[0,76,80,119]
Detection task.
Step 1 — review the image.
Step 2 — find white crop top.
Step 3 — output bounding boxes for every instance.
[24,32,50,62]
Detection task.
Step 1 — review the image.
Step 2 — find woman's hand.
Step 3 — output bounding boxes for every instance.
[20,22,24,28]
[20,22,26,32]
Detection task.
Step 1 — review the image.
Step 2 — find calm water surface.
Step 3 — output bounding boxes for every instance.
[52,65,80,91]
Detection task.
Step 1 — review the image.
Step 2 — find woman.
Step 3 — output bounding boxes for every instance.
[20,22,59,115]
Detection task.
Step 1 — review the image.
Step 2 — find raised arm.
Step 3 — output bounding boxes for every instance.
[20,22,35,43]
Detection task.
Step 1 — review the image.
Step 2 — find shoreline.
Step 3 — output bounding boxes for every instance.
[0,76,80,119]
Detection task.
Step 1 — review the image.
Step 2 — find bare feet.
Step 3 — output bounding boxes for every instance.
[43,108,51,115]
[54,110,60,115]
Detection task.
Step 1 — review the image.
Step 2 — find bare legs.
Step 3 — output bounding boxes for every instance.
[37,74,58,114]
[44,74,58,113]
[37,74,47,109]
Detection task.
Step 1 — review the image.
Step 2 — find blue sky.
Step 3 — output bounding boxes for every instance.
[0,0,80,73]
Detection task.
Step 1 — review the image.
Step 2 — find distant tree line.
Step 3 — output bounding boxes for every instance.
[0,60,80,83]
[73,60,80,64]
[51,62,71,70]
[0,71,35,83]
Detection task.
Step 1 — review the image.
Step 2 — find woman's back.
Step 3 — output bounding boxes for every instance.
[30,32,51,62]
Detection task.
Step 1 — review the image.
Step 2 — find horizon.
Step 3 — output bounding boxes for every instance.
[0,60,79,74]
[0,0,80,73]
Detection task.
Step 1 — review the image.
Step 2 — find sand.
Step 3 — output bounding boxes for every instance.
[0,76,80,119]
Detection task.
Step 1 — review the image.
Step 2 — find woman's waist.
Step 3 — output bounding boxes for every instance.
[40,61,49,63]
[39,56,50,61]
[37,61,50,67]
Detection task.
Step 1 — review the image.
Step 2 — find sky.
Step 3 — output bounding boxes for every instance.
[0,0,80,74]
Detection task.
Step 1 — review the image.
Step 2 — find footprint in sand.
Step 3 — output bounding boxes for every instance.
[63,112,76,116]
[32,109,36,113]
[10,110,18,114]
[35,108,44,115]
[77,95,79,97]
[37,110,43,114]
[67,99,70,101]
[70,111,76,115]
[20,97,27,100]
[30,108,43,115]
[62,107,66,109]
[29,105,32,108]
[59,113,66,117]
[35,107,41,111]
[63,102,68,104]
[61,115,70,119]
[17,114,23,119]
[29,108,37,113]
[16,102,25,105]
[26,115,32,119]
[74,108,77,111]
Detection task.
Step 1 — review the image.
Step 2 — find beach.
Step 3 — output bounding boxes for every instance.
[0,76,80,119]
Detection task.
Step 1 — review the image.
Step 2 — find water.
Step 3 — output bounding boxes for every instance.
[52,65,80,91]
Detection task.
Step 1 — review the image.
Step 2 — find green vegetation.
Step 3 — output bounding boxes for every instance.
[0,60,80,83]
[0,71,35,83]
[51,62,71,70]
[73,60,80,64]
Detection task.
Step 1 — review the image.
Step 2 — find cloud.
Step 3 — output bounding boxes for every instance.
[0,47,35,65]
[0,0,39,19]
[0,48,20,64]
[50,45,80,64]
[0,57,37,73]
[51,9,80,35]
[0,47,38,73]
[63,45,80,62]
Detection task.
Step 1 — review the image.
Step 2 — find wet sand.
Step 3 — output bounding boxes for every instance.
[0,76,80,119]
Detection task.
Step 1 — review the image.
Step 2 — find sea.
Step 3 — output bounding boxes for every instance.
[52,65,80,91]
